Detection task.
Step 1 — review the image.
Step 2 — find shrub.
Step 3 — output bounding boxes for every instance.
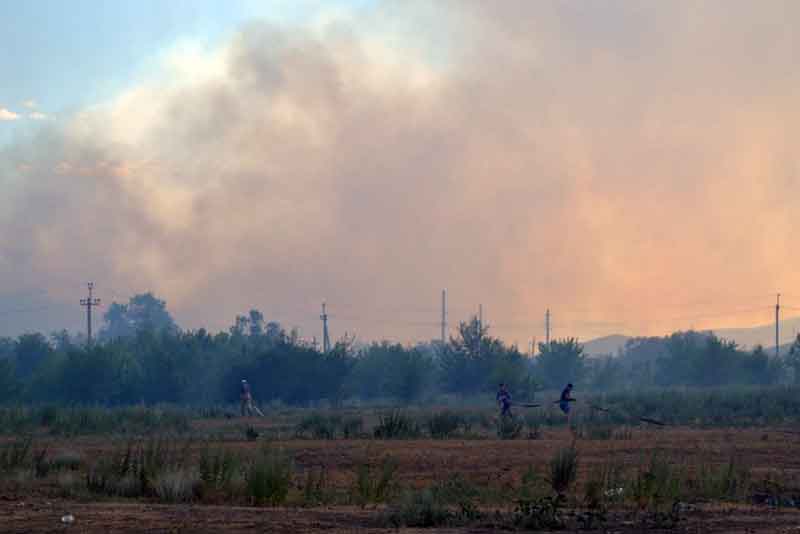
[199,445,240,494]
[0,436,32,473]
[496,417,523,440]
[628,452,684,511]
[295,413,339,439]
[373,411,420,439]
[351,455,398,507]
[152,469,201,503]
[426,411,464,439]
[50,450,84,471]
[302,467,332,506]
[245,448,293,505]
[549,445,578,495]
[513,495,564,530]
[386,489,452,527]
[84,437,192,498]
[694,457,751,501]
[341,416,364,439]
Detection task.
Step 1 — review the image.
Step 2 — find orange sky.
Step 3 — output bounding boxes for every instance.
[1,1,798,343]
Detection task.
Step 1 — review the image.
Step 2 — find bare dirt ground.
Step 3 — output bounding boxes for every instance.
[3,423,800,532]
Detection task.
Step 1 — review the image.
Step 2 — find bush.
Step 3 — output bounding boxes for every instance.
[0,436,33,473]
[549,445,578,495]
[426,411,465,439]
[513,496,564,530]
[496,416,523,439]
[351,455,398,507]
[386,489,453,527]
[199,445,240,494]
[152,469,201,503]
[373,411,420,439]
[341,416,364,438]
[628,452,684,511]
[50,450,84,471]
[245,448,293,505]
[302,467,332,506]
[295,413,340,439]
[84,437,192,498]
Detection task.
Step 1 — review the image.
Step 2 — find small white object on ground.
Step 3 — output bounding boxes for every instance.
[61,513,75,524]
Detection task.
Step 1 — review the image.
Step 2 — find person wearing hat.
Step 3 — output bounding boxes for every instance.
[240,379,264,417]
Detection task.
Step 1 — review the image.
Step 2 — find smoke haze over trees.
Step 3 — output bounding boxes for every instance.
[0,293,796,406]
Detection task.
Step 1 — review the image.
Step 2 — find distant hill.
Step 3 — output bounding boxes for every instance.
[581,334,630,357]
[711,316,800,351]
[579,315,800,358]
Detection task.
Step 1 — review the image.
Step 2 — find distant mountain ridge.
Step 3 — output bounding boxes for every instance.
[580,316,800,357]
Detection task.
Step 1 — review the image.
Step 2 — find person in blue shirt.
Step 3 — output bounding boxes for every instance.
[496,383,513,418]
[559,383,574,418]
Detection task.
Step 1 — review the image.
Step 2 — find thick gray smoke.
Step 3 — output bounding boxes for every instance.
[1,1,798,342]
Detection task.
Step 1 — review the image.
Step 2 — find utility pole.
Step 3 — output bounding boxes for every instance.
[321,302,330,353]
[776,293,781,358]
[441,289,447,344]
[80,282,101,346]
[479,304,483,330]
[545,308,550,347]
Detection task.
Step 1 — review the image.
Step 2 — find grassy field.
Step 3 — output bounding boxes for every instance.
[1,388,800,532]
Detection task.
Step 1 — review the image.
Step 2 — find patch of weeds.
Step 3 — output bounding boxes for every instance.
[341,416,364,439]
[373,411,420,439]
[496,416,523,440]
[245,447,293,506]
[385,488,453,527]
[427,411,464,439]
[57,471,84,498]
[244,426,260,441]
[50,450,84,472]
[295,413,340,439]
[0,436,33,474]
[152,468,201,503]
[84,437,192,498]
[694,456,751,501]
[199,445,240,495]
[548,445,578,496]
[512,495,564,530]
[302,466,333,506]
[628,452,684,512]
[351,455,398,507]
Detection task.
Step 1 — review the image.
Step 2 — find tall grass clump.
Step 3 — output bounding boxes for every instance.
[85,437,192,498]
[295,413,341,439]
[245,447,293,506]
[426,411,465,439]
[0,436,33,474]
[198,445,241,495]
[152,469,201,503]
[548,445,578,496]
[351,455,398,507]
[496,417,523,440]
[373,411,420,439]
[628,452,684,511]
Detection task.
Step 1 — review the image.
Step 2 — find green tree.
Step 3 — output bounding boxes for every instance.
[14,333,53,378]
[535,338,585,389]
[100,293,178,340]
[786,334,800,385]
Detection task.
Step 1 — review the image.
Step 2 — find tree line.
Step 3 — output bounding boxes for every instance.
[0,293,799,406]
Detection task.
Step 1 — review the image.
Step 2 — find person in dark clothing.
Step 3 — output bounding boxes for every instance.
[559,383,574,416]
[496,383,513,418]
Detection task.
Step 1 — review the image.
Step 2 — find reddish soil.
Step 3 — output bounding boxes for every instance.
[2,424,800,532]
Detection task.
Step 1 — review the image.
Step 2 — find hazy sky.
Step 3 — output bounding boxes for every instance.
[1,1,798,344]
